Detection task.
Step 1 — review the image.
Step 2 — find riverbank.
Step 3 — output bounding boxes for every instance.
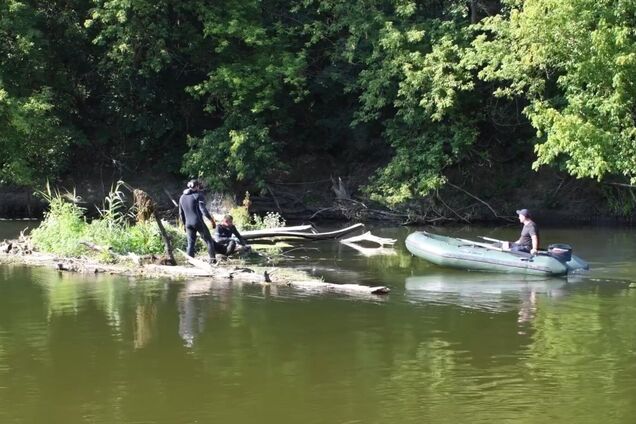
[0,239,390,297]
[1,162,635,225]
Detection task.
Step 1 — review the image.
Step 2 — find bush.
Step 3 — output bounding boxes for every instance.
[223,191,285,231]
[252,211,286,230]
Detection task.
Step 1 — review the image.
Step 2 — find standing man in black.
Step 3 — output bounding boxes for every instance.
[179,179,217,263]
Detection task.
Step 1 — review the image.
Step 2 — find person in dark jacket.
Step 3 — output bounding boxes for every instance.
[179,179,217,263]
[213,215,249,256]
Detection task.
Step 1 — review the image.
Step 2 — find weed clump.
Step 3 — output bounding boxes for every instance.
[31,182,185,258]
[229,192,286,230]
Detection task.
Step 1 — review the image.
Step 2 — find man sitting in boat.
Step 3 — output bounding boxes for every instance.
[506,209,539,255]
[213,215,250,256]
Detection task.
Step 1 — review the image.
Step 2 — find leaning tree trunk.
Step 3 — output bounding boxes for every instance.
[133,189,176,265]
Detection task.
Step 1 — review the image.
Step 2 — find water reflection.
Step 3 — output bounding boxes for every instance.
[177,280,246,348]
[1,259,636,423]
[405,272,569,310]
[404,272,577,335]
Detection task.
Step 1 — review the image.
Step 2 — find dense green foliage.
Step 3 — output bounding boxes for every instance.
[475,0,636,183]
[1,0,635,204]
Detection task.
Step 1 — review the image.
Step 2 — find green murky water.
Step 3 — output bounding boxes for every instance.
[1,223,636,423]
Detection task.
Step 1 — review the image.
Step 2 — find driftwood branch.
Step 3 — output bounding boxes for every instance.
[241,225,314,238]
[446,181,512,221]
[331,176,350,200]
[242,223,364,241]
[341,242,397,257]
[436,191,471,223]
[340,231,397,257]
[80,240,111,252]
[340,231,396,247]
[606,182,636,189]
[163,188,178,207]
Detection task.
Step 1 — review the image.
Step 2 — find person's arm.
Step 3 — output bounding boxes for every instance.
[231,225,247,245]
[531,234,539,255]
[197,194,216,228]
[178,202,186,230]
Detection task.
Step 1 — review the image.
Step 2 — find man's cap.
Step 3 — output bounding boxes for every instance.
[516,208,531,217]
[187,179,200,189]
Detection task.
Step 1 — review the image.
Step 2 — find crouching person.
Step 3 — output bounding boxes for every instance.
[213,215,250,257]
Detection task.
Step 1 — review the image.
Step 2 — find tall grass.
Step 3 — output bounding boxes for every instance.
[31,182,186,258]
[30,183,87,256]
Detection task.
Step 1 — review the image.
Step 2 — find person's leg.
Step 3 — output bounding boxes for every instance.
[225,240,237,256]
[214,240,228,256]
[198,224,216,259]
[510,243,530,253]
[185,226,197,257]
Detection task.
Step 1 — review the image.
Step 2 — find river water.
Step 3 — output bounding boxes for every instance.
[1,222,635,423]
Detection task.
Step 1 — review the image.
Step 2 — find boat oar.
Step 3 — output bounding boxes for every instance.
[479,236,506,243]
[480,235,547,255]
[456,238,504,251]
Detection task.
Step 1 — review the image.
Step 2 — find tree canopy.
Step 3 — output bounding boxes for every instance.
[1,0,634,205]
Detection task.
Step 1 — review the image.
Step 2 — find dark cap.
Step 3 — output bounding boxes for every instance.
[516,208,531,217]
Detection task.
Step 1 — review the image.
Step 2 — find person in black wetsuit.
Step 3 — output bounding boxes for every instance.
[213,215,249,256]
[179,179,217,263]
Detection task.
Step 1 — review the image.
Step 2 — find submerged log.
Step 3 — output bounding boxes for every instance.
[176,248,389,296]
[341,242,397,257]
[340,231,397,246]
[242,223,364,241]
[340,231,397,256]
[288,280,390,295]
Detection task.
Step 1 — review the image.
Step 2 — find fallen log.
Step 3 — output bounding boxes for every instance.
[176,248,389,296]
[340,231,396,246]
[178,249,214,272]
[288,280,390,295]
[241,224,315,238]
[80,240,113,253]
[242,223,364,241]
[341,242,397,257]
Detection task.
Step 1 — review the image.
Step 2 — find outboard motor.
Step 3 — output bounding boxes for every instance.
[548,243,573,262]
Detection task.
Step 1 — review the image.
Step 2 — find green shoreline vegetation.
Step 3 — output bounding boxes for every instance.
[28,182,284,262]
[3,184,393,295]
